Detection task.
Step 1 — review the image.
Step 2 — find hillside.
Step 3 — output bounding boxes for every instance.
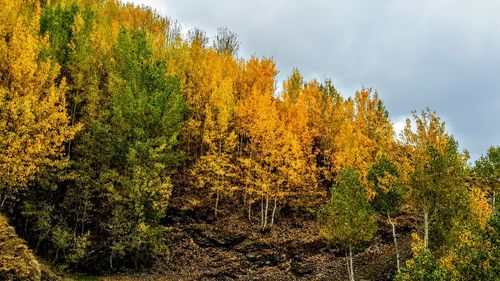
[0,213,41,281]
[0,0,498,280]
[102,204,415,281]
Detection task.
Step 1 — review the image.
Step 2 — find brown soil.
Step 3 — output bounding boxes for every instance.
[102,202,417,281]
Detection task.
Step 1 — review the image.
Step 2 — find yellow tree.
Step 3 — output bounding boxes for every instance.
[190,50,239,218]
[235,57,285,229]
[0,0,79,203]
[236,62,322,229]
[279,73,322,206]
[173,36,240,164]
[324,89,394,194]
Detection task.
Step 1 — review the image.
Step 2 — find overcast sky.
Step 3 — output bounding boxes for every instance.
[129,0,499,161]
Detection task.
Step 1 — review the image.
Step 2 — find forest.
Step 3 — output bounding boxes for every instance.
[0,0,498,280]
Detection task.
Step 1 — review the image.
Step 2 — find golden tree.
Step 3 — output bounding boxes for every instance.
[0,0,79,202]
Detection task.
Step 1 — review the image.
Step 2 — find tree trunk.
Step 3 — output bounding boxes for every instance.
[1,190,10,207]
[423,209,429,248]
[67,100,77,157]
[260,195,264,228]
[215,189,220,219]
[53,249,59,263]
[262,195,269,230]
[492,190,496,209]
[349,246,355,281]
[270,196,277,227]
[200,121,205,155]
[0,193,6,207]
[248,198,252,222]
[388,213,400,273]
[345,250,352,281]
[218,137,222,157]
[81,199,87,234]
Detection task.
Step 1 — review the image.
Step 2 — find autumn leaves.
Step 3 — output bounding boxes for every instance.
[180,47,395,231]
[0,0,498,276]
[0,0,79,195]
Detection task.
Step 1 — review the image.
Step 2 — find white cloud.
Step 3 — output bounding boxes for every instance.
[127,0,500,160]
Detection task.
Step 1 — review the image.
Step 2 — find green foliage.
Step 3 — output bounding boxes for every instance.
[396,237,449,281]
[318,168,376,249]
[12,3,184,271]
[398,211,500,281]
[441,210,500,281]
[368,155,404,216]
[409,137,469,249]
[475,146,500,206]
[1,0,499,278]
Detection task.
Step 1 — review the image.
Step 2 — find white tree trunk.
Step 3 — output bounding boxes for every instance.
[349,246,355,281]
[388,213,400,272]
[492,190,496,209]
[215,189,220,218]
[345,251,352,281]
[260,196,264,228]
[270,196,277,227]
[262,195,269,230]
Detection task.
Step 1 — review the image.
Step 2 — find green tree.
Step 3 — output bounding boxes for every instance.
[402,111,468,249]
[475,146,500,208]
[18,26,185,270]
[318,168,377,281]
[368,156,405,272]
[99,29,184,268]
[396,234,450,281]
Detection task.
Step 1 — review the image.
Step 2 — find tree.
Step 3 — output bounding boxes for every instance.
[187,27,209,48]
[213,26,239,56]
[368,156,405,272]
[318,168,377,281]
[279,72,321,209]
[401,110,468,249]
[438,189,496,281]
[475,146,500,208]
[236,79,283,230]
[100,28,184,268]
[19,24,185,269]
[0,0,79,204]
[322,89,394,191]
[235,57,279,229]
[190,135,238,218]
[396,234,450,281]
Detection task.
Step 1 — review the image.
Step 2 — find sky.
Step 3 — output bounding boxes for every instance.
[129,0,499,161]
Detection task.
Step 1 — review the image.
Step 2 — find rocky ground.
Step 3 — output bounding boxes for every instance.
[102,204,417,281]
[1,195,418,281]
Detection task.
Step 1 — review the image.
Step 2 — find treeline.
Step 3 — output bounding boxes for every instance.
[0,0,498,279]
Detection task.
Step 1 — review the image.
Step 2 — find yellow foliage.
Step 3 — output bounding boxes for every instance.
[468,187,493,230]
[323,89,394,191]
[0,0,80,189]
